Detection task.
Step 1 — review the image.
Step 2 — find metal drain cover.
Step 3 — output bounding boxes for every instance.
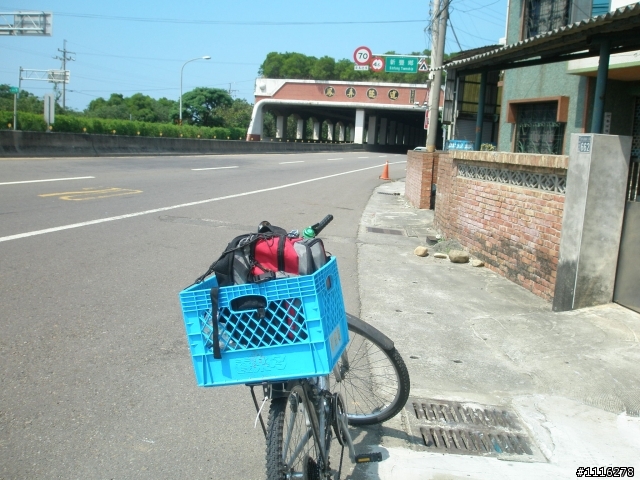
[366,227,405,235]
[404,398,545,461]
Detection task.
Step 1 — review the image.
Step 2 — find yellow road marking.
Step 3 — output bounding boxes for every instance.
[38,187,142,201]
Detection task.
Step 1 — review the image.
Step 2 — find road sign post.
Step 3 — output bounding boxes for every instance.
[44,93,55,128]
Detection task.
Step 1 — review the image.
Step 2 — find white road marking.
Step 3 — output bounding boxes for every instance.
[279,161,304,164]
[191,166,239,171]
[379,155,388,158]
[0,161,406,243]
[0,176,95,186]
[327,158,343,161]
[358,156,370,159]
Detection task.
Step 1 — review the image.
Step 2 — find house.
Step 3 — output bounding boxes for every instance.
[407,0,640,313]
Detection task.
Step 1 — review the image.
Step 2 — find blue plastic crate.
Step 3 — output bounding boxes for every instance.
[179,257,349,387]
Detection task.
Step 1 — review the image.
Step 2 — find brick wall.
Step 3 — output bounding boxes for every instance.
[434,150,569,301]
[405,151,443,209]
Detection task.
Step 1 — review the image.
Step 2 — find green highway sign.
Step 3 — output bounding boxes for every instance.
[9,86,19,94]
[385,56,418,74]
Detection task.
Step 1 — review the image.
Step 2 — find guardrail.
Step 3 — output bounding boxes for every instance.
[0,131,365,157]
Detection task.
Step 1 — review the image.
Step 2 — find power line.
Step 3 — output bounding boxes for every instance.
[55,11,429,26]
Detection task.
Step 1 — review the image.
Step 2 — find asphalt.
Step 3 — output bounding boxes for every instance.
[354,178,640,479]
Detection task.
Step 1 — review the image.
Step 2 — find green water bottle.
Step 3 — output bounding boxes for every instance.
[302,227,316,239]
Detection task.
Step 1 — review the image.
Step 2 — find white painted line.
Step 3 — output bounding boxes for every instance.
[358,156,369,159]
[0,176,95,186]
[191,166,239,171]
[279,161,304,164]
[0,161,406,243]
[327,158,344,161]
[379,155,388,158]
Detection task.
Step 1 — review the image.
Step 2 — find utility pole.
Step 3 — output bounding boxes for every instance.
[426,0,449,151]
[54,39,75,110]
[228,83,238,98]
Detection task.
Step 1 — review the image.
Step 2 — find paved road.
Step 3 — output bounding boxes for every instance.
[0,152,406,479]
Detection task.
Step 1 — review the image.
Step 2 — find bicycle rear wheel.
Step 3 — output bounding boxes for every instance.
[266,384,322,480]
[329,318,411,426]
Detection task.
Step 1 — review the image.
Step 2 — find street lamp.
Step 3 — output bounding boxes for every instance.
[180,56,211,125]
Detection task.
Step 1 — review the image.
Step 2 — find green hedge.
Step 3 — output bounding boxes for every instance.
[0,111,247,140]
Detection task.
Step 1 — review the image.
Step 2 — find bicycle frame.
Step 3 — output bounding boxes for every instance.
[255,376,356,478]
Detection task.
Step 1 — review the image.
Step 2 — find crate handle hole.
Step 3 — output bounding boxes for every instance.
[230,295,268,312]
[326,275,332,290]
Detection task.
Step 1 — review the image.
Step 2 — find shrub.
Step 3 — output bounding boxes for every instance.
[0,111,246,140]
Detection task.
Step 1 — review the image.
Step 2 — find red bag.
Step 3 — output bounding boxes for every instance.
[251,235,302,280]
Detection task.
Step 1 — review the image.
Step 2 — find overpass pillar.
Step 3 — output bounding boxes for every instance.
[246,101,264,141]
[326,121,334,142]
[367,116,377,144]
[295,116,304,140]
[378,118,388,145]
[311,117,320,141]
[354,109,366,144]
[349,124,355,142]
[276,115,286,139]
[336,122,345,142]
[388,121,397,145]
[397,123,404,145]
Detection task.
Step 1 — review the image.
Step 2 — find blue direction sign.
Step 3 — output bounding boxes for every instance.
[385,56,418,74]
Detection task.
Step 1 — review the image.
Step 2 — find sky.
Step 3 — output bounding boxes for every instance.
[0,0,507,111]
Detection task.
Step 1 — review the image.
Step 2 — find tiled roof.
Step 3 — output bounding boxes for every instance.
[439,2,640,72]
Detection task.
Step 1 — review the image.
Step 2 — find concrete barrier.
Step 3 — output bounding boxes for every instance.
[0,131,366,157]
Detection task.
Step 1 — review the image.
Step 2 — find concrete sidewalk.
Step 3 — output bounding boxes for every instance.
[355,179,640,479]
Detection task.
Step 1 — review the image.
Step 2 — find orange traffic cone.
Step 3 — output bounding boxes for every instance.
[379,161,390,180]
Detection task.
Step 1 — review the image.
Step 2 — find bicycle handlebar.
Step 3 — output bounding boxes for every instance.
[309,214,333,236]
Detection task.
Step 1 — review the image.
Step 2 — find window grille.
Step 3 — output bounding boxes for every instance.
[515,102,565,155]
[525,0,570,37]
[458,163,566,194]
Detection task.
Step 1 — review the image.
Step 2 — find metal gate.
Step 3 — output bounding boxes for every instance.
[613,97,640,313]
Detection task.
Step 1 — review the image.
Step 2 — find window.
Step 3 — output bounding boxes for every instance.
[591,0,610,16]
[514,102,565,155]
[524,0,571,37]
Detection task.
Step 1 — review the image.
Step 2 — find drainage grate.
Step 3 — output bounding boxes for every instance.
[366,227,405,235]
[404,398,544,460]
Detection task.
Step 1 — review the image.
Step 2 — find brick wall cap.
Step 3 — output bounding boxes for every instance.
[450,150,568,170]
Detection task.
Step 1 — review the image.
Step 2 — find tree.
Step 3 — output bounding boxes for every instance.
[153,97,177,123]
[216,98,253,129]
[179,87,233,126]
[127,93,158,122]
[280,53,315,79]
[257,51,434,84]
[85,93,129,119]
[310,56,335,80]
[0,84,44,114]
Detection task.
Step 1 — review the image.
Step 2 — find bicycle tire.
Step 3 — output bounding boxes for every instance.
[329,318,411,426]
[266,384,322,480]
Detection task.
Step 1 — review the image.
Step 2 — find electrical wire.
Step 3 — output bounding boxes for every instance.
[55,11,429,26]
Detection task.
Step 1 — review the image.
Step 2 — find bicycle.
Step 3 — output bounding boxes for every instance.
[179,215,411,480]
[249,311,411,479]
